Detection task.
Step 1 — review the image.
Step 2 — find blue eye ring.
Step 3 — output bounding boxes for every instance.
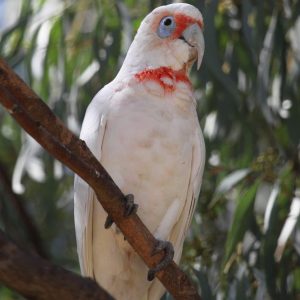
[157,16,176,38]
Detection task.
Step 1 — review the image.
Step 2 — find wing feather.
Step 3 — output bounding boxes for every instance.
[170,125,205,262]
[74,84,112,277]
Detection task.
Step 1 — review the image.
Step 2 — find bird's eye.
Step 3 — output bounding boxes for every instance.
[157,16,176,38]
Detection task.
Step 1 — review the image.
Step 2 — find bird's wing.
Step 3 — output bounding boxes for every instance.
[170,125,205,262]
[74,84,112,277]
[148,125,205,300]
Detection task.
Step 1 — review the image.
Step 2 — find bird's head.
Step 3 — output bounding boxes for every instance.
[119,3,204,78]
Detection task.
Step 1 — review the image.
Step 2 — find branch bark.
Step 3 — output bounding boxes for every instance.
[0,229,114,300]
[0,58,201,300]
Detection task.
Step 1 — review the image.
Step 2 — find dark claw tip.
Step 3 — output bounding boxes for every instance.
[104,216,114,229]
[147,270,155,281]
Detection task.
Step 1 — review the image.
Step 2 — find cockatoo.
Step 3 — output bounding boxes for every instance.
[74,3,205,300]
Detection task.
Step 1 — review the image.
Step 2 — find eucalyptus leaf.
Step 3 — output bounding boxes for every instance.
[217,169,250,194]
[274,195,300,262]
[224,181,259,264]
[194,269,214,300]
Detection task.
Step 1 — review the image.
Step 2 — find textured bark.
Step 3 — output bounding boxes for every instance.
[0,230,114,300]
[0,58,201,300]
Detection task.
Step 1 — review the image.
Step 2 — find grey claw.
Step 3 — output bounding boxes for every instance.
[147,240,174,281]
[104,194,137,229]
[123,194,138,217]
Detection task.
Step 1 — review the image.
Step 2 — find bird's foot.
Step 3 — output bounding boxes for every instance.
[147,239,174,281]
[123,194,138,217]
[104,194,138,229]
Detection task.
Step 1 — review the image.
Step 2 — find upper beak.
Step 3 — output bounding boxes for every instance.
[181,23,204,70]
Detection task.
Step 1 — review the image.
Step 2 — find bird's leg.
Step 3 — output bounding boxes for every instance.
[104,194,138,229]
[147,239,174,281]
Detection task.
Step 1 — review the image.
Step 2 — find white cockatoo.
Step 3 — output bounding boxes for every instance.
[74,3,205,300]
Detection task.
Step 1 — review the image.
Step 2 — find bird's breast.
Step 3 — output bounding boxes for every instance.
[99,88,198,233]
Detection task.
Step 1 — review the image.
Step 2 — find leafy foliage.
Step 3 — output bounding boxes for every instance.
[0,0,299,299]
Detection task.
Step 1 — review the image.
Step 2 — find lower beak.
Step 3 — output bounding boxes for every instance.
[181,23,205,70]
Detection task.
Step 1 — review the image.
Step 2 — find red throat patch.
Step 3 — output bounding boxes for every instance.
[135,67,191,92]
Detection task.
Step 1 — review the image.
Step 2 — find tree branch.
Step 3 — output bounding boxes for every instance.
[0,229,114,300]
[0,58,201,300]
[0,161,48,259]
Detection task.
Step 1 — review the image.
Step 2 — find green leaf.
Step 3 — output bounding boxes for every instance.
[194,269,214,300]
[293,268,300,294]
[216,168,251,194]
[223,181,259,264]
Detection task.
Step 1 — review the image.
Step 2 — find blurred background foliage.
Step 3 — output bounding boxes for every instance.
[0,0,299,299]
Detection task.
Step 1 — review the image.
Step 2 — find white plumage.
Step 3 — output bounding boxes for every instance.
[74,3,205,300]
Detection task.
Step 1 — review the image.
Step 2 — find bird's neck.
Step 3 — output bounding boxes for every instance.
[115,35,190,80]
[114,38,193,93]
[134,66,191,93]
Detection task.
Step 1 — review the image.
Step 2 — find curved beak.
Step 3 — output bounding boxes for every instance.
[181,23,205,70]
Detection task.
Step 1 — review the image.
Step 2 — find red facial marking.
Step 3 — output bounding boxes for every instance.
[152,11,203,40]
[135,67,191,92]
[172,13,203,39]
